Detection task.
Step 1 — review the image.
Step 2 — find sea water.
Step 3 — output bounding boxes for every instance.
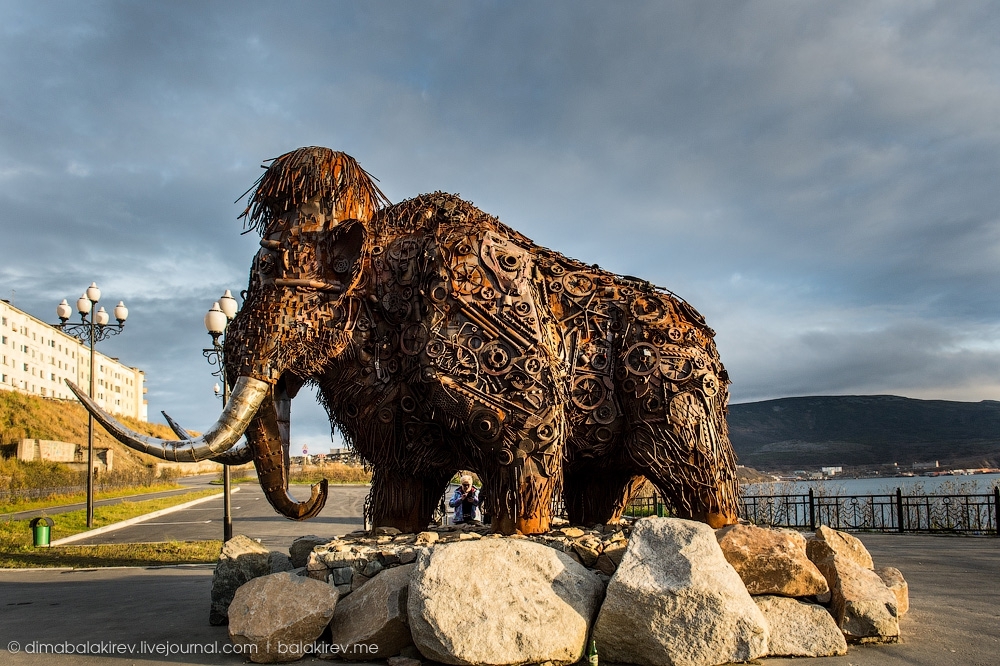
[745,473,1000,497]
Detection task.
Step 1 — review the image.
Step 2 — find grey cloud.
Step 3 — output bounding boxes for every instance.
[2,1,999,446]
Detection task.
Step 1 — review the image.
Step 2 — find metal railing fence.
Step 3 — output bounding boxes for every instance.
[740,487,1000,535]
[550,486,1000,536]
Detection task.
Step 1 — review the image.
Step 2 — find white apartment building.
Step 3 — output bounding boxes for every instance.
[0,299,147,421]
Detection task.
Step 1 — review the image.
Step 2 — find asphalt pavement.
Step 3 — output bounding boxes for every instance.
[65,483,371,549]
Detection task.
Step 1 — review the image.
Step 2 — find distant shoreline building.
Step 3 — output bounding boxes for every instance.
[0,299,147,421]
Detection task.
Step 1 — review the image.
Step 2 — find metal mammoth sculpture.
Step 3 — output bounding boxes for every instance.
[70,146,740,535]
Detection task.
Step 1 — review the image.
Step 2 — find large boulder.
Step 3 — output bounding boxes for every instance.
[812,525,874,569]
[228,572,340,663]
[876,566,909,615]
[809,540,898,643]
[289,535,330,568]
[269,551,295,573]
[210,535,274,625]
[593,518,768,666]
[754,595,848,657]
[716,524,828,597]
[408,538,604,665]
[328,564,416,660]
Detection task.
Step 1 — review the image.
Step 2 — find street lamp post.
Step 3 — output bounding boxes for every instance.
[204,289,238,542]
[55,282,128,528]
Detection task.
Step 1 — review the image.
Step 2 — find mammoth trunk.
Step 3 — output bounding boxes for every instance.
[244,381,328,520]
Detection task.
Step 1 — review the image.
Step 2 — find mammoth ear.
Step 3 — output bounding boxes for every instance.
[320,218,366,282]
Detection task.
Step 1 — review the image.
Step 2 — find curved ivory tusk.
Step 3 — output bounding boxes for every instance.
[161,410,255,466]
[209,443,255,466]
[66,376,270,462]
[161,410,192,439]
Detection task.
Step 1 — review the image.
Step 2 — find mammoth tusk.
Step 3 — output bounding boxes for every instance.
[161,411,255,466]
[66,376,270,462]
[208,442,255,466]
[161,410,192,439]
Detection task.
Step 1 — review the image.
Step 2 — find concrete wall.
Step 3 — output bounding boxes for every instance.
[16,438,113,472]
[17,438,77,463]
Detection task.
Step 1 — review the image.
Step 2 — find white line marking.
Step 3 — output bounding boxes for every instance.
[50,487,240,546]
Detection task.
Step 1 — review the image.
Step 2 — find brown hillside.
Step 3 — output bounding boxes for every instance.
[0,389,178,471]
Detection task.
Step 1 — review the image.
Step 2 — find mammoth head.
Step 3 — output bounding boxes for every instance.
[69,147,388,522]
[229,147,388,381]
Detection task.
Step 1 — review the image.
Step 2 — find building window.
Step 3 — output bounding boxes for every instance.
[23,363,28,371]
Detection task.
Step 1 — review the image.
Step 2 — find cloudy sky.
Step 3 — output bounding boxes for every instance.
[2,1,999,452]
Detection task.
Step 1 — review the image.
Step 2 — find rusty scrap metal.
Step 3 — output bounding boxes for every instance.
[216,146,739,534]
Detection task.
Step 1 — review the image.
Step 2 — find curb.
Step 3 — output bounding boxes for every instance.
[1,485,213,522]
[49,488,239,546]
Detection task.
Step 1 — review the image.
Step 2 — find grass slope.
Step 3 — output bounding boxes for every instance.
[0,389,179,471]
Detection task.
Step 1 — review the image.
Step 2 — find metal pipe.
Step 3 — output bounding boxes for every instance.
[87,320,95,528]
[272,278,344,292]
[223,378,232,541]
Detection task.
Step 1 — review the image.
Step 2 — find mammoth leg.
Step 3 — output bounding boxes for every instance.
[481,459,558,536]
[366,466,452,533]
[564,466,646,526]
[516,469,557,535]
[628,422,738,528]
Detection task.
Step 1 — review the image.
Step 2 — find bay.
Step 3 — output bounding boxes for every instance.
[746,473,1000,497]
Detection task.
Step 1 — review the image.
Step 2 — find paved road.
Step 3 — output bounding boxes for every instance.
[67,483,370,550]
[1,533,998,665]
[1,475,220,522]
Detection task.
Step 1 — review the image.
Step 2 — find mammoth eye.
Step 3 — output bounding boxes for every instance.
[332,257,351,273]
[257,250,277,276]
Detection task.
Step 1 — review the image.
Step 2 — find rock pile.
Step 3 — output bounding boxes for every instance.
[217,519,908,665]
[806,525,902,643]
[299,522,630,596]
[210,535,296,625]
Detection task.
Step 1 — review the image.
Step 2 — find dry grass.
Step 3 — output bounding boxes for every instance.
[0,540,222,568]
[290,461,371,484]
[0,389,179,472]
[0,481,183,515]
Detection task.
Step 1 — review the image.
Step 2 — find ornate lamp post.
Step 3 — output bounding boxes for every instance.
[204,289,238,541]
[55,282,128,528]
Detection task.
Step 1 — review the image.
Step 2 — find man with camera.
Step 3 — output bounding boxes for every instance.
[449,475,481,524]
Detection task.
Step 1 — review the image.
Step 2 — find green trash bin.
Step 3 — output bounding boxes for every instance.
[30,517,54,548]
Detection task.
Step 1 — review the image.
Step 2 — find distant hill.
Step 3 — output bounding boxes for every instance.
[727,395,1000,471]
